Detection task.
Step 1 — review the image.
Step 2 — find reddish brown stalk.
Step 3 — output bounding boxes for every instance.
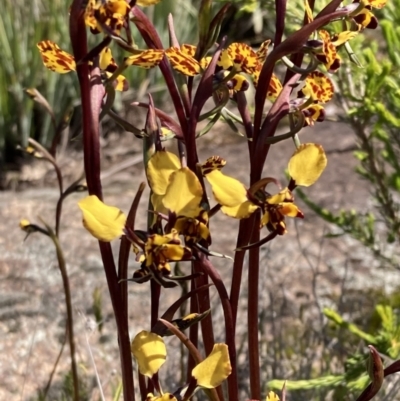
[186,38,225,170]
[247,216,261,400]
[187,278,199,379]
[230,216,257,329]
[150,280,161,328]
[119,183,146,320]
[69,2,134,399]
[193,262,215,354]
[131,7,189,133]
[197,253,238,401]
[253,8,350,138]
[192,261,224,401]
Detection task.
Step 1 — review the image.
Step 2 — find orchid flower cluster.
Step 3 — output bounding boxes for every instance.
[22,0,393,400]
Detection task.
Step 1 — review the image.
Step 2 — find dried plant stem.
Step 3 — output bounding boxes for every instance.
[51,234,79,401]
[42,324,67,399]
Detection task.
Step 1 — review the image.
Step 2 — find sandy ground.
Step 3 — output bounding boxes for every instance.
[1,121,399,400]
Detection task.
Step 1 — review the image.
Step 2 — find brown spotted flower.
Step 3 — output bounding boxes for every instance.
[37,40,164,91]
[294,71,334,126]
[84,0,130,35]
[259,188,303,235]
[351,0,387,30]
[165,41,282,101]
[303,0,359,72]
[143,230,193,276]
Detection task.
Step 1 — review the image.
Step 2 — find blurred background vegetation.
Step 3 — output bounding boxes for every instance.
[0,0,309,177]
[0,0,313,178]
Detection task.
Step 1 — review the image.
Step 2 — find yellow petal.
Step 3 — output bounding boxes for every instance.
[131,330,166,377]
[99,47,114,70]
[368,0,387,9]
[205,170,248,207]
[147,151,180,195]
[288,143,327,187]
[165,47,201,76]
[261,211,270,227]
[256,39,271,63]
[221,201,258,219]
[137,0,161,5]
[192,344,232,388]
[78,195,126,242]
[279,203,303,218]
[266,391,280,401]
[163,168,203,217]
[37,40,76,73]
[226,43,258,73]
[300,71,334,104]
[267,188,293,205]
[124,49,164,69]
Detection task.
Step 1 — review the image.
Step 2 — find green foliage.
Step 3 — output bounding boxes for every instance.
[61,370,89,401]
[269,304,400,396]
[297,2,400,268]
[0,0,201,168]
[0,0,78,164]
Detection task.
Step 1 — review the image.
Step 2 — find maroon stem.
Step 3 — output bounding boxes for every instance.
[230,217,256,329]
[192,261,224,401]
[193,262,214,354]
[150,280,161,327]
[247,218,261,400]
[187,277,199,380]
[69,2,134,399]
[197,253,238,401]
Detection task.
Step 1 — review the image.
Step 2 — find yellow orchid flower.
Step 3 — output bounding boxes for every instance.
[295,71,334,126]
[351,0,387,30]
[37,40,163,91]
[203,144,327,234]
[146,151,210,244]
[147,150,181,216]
[165,41,282,99]
[298,71,334,104]
[163,168,203,218]
[260,187,304,235]
[84,0,130,34]
[37,41,129,91]
[144,229,192,275]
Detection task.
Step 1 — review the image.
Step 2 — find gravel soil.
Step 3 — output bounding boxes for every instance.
[1,121,399,400]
